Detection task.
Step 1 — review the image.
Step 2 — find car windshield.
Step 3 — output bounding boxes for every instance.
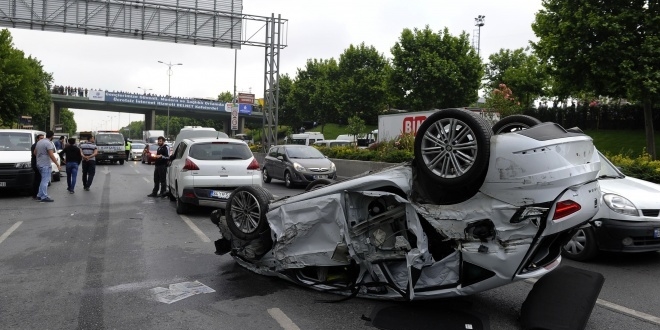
[188,143,252,160]
[290,139,307,145]
[95,134,124,145]
[598,152,624,178]
[0,132,32,151]
[132,143,145,150]
[286,146,325,159]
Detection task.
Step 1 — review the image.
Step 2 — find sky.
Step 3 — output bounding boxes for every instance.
[6,0,544,131]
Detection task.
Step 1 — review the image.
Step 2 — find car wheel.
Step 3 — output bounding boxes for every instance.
[305,178,335,192]
[119,160,124,165]
[262,167,272,183]
[284,171,294,189]
[562,226,599,261]
[141,158,145,164]
[492,115,542,134]
[175,183,188,214]
[413,108,492,190]
[168,188,176,202]
[226,186,271,240]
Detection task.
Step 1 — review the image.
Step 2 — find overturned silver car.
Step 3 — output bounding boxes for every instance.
[212,109,602,300]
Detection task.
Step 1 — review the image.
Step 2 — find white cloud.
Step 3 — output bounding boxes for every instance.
[5,0,543,130]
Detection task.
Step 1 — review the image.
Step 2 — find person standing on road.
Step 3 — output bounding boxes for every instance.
[54,136,64,150]
[34,131,61,202]
[125,139,131,161]
[30,133,44,199]
[62,138,82,193]
[80,136,98,191]
[148,136,170,198]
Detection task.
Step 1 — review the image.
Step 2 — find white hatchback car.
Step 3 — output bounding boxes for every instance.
[167,137,262,214]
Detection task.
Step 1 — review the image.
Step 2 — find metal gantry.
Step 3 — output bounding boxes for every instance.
[0,0,287,147]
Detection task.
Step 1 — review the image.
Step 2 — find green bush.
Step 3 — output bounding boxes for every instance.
[606,151,660,183]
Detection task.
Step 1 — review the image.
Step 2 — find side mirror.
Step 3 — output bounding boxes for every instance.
[277,155,284,161]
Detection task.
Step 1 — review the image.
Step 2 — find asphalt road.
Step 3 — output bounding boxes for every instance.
[1,161,659,330]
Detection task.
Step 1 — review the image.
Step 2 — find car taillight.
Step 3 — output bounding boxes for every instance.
[247,158,260,170]
[552,200,581,220]
[182,158,200,171]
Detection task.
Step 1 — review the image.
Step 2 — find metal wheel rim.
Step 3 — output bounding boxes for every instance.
[262,169,268,182]
[230,191,262,234]
[564,229,587,255]
[285,173,291,186]
[420,118,478,178]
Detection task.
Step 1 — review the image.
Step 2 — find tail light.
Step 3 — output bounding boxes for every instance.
[247,158,260,170]
[182,158,200,171]
[552,200,581,220]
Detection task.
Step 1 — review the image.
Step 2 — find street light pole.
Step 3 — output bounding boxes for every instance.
[474,15,485,58]
[157,61,183,139]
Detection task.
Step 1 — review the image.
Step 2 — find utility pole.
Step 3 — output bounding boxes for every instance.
[157,61,183,139]
[475,15,485,57]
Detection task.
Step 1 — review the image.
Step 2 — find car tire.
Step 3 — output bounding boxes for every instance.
[226,186,271,240]
[119,160,124,165]
[562,226,599,261]
[492,115,542,134]
[175,183,188,214]
[168,190,176,202]
[262,167,272,183]
[141,158,145,164]
[305,178,335,192]
[284,171,294,189]
[413,108,492,190]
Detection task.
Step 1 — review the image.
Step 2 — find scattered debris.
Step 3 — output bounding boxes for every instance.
[149,280,215,304]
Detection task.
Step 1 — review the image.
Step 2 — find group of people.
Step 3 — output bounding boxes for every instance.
[31,131,99,202]
[51,85,90,97]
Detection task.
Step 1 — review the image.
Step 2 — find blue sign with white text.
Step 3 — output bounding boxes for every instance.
[102,92,229,112]
[238,104,253,115]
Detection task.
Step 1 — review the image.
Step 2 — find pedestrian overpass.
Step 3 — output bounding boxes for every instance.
[49,91,263,135]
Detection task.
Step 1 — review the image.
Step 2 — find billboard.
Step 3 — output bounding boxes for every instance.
[93,92,229,112]
[238,93,255,104]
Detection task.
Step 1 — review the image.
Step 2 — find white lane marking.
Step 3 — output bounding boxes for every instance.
[0,221,22,244]
[525,278,660,325]
[179,215,211,243]
[134,169,140,173]
[267,308,301,330]
[597,298,660,326]
[143,177,150,183]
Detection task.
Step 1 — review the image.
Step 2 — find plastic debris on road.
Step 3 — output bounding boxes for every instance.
[149,280,215,304]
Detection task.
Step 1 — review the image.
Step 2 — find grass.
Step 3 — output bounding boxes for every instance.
[584,129,660,157]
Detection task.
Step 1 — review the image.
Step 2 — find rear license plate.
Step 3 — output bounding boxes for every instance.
[0,182,5,187]
[210,190,231,199]
[109,156,113,159]
[313,175,327,179]
[654,228,660,239]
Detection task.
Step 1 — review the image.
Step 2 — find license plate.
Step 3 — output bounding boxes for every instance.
[109,156,113,159]
[654,228,660,239]
[210,190,231,199]
[0,182,5,187]
[313,175,327,179]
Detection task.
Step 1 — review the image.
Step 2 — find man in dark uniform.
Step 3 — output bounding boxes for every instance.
[148,136,170,197]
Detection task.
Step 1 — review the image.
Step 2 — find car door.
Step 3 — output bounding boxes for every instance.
[265,146,281,179]
[169,142,187,193]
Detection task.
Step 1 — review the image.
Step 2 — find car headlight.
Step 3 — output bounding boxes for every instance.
[330,162,336,171]
[603,194,639,216]
[293,162,306,171]
[14,162,31,169]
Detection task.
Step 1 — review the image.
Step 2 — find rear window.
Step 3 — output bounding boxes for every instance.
[188,143,252,160]
[96,134,124,145]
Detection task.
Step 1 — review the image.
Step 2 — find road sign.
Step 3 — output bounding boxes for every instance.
[238,93,255,104]
[230,104,239,130]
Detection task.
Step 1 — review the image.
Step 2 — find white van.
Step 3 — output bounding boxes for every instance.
[313,140,352,148]
[289,132,325,146]
[172,126,229,152]
[0,129,60,192]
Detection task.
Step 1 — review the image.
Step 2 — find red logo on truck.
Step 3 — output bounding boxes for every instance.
[402,116,428,136]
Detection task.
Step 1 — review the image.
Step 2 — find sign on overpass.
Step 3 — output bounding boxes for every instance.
[88,91,252,115]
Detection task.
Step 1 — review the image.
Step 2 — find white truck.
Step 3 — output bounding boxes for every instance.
[143,130,165,144]
[377,108,499,142]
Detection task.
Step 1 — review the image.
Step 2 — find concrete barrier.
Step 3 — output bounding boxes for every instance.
[253,152,397,179]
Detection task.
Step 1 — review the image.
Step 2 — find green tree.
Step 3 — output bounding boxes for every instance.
[337,43,391,124]
[276,74,297,127]
[217,91,233,102]
[484,48,548,108]
[346,115,366,148]
[0,29,53,126]
[288,59,340,133]
[532,0,660,158]
[390,26,482,111]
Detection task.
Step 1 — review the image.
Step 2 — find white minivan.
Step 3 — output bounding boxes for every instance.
[0,129,60,193]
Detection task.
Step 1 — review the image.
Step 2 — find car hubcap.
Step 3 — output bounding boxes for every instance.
[285,174,291,185]
[420,118,477,178]
[263,169,268,181]
[564,229,587,254]
[230,191,261,234]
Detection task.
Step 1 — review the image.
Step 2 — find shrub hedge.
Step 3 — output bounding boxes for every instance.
[606,151,660,184]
